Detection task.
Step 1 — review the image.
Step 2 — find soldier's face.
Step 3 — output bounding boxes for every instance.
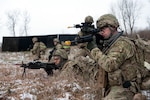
[53,41,57,46]
[32,40,36,43]
[99,27,111,39]
[53,56,61,65]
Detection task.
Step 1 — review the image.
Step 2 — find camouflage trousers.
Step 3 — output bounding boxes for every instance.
[32,48,46,60]
[104,86,134,100]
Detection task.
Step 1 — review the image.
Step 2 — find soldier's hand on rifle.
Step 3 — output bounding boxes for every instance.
[90,47,102,61]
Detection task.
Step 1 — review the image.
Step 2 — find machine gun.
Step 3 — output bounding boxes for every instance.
[20,61,58,77]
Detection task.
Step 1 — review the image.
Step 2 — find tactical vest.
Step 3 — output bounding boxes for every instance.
[105,36,149,93]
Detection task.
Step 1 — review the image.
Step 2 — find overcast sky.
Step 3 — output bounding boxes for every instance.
[0,0,150,43]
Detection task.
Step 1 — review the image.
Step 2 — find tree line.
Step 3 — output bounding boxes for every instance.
[6,10,30,36]
[110,0,150,37]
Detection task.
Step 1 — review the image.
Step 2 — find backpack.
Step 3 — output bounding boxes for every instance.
[130,34,150,70]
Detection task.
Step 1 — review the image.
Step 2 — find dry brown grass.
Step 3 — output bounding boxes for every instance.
[0,51,99,100]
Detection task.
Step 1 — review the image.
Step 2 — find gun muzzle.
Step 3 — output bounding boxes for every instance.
[67,26,74,28]
[68,24,81,28]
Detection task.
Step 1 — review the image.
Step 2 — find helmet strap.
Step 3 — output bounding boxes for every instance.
[107,25,114,39]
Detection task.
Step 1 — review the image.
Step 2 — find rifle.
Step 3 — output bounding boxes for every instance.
[48,47,56,62]
[27,44,33,51]
[20,61,58,77]
[67,22,102,47]
[68,22,93,28]
[68,22,100,35]
[64,34,104,46]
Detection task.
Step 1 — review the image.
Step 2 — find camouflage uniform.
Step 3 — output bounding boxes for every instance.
[43,49,69,75]
[30,37,47,60]
[77,15,97,50]
[53,38,63,49]
[48,38,63,62]
[52,49,74,73]
[91,14,149,100]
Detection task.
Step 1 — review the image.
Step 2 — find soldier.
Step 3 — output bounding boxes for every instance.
[48,38,63,62]
[30,37,47,60]
[77,15,97,50]
[53,38,63,49]
[53,47,98,84]
[78,15,94,37]
[90,14,149,100]
[52,49,72,72]
[43,49,69,76]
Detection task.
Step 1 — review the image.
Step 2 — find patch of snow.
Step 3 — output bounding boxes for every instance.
[72,82,82,92]
[144,61,150,70]
[54,92,71,100]
[20,92,37,100]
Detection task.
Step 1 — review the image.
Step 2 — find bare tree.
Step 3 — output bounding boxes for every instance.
[110,0,141,35]
[22,10,30,36]
[6,10,20,36]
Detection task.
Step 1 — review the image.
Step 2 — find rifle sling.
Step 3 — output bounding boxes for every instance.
[102,31,123,53]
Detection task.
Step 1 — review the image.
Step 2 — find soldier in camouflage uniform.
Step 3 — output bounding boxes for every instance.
[90,14,149,100]
[54,47,99,87]
[52,49,75,74]
[77,15,97,50]
[30,37,47,60]
[48,38,63,62]
[52,49,68,69]
[78,15,94,37]
[53,38,63,49]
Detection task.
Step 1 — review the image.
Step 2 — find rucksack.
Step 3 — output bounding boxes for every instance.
[130,34,150,70]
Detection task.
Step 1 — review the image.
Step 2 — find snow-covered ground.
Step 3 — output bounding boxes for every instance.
[0,51,97,100]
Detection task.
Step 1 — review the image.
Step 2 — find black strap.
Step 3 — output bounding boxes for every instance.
[103,31,123,53]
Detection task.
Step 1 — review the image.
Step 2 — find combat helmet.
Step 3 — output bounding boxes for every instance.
[53,49,68,60]
[96,14,119,29]
[32,37,38,43]
[85,15,94,23]
[53,38,60,43]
